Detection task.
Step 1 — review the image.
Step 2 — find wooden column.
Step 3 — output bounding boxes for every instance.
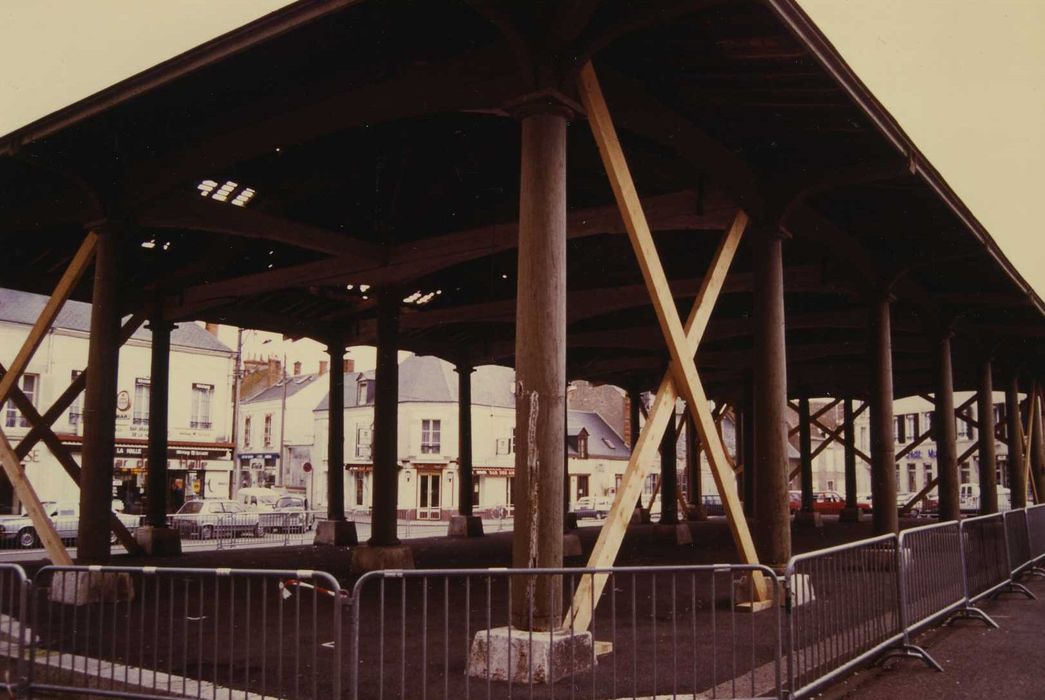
[869,297,898,533]
[1006,375,1026,509]
[843,399,858,507]
[145,318,172,528]
[510,107,567,631]
[751,228,791,567]
[934,334,960,521]
[456,361,474,517]
[78,226,122,563]
[977,359,998,514]
[741,401,755,517]
[326,340,346,521]
[798,397,814,512]
[370,293,400,545]
[686,412,701,506]
[659,409,678,524]
[627,388,641,451]
[1033,386,1045,503]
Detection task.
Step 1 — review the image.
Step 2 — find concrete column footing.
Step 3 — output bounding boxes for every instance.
[134,525,182,556]
[654,522,693,545]
[467,626,594,684]
[839,507,865,523]
[448,515,484,537]
[686,504,708,521]
[314,519,358,546]
[50,571,134,606]
[563,533,583,558]
[350,543,414,573]
[794,511,824,528]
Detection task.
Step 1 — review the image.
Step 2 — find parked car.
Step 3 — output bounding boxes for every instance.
[237,487,283,511]
[0,502,139,549]
[571,497,609,519]
[700,494,725,516]
[261,495,315,532]
[170,500,263,539]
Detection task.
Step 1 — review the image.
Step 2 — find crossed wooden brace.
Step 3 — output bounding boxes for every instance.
[566,63,768,632]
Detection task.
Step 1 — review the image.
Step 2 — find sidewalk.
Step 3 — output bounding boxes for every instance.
[819,575,1045,700]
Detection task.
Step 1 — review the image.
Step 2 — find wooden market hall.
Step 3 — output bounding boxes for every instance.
[1,0,1044,628]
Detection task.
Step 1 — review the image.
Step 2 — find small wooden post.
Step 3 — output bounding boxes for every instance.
[977,359,999,514]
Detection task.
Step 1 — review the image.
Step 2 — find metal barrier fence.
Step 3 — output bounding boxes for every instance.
[26,565,344,699]
[350,564,783,700]
[0,509,1040,698]
[783,534,908,699]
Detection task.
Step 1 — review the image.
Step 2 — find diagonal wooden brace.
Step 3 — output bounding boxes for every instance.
[0,363,140,554]
[15,312,145,460]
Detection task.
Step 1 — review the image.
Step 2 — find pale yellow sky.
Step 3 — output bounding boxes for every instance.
[1,1,1042,296]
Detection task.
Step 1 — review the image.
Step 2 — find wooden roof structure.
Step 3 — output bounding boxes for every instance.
[2,0,1041,401]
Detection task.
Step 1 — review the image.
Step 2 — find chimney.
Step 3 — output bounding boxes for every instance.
[204,322,220,336]
[345,358,355,373]
[319,360,329,375]
[268,357,281,383]
[293,361,302,376]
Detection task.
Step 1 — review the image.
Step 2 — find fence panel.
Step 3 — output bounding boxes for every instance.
[1028,505,1045,562]
[960,513,1011,602]
[350,565,783,700]
[28,565,343,699]
[897,521,965,634]
[0,564,29,695]
[1003,509,1032,575]
[785,534,902,700]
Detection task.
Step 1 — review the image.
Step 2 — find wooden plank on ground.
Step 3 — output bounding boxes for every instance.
[0,232,97,406]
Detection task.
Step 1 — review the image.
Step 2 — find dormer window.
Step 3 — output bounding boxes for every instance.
[356,380,367,405]
[577,428,589,459]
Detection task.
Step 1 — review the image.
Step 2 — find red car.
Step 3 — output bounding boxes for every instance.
[789,490,870,515]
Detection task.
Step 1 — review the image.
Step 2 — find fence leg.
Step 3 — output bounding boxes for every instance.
[946,606,999,629]
[989,580,1037,600]
[950,520,1000,629]
[873,644,945,673]
[876,541,944,673]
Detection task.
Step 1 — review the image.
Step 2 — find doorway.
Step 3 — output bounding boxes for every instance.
[417,472,441,520]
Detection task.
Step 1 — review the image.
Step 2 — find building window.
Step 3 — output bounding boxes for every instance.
[907,463,917,493]
[923,411,934,438]
[905,414,918,440]
[244,416,252,448]
[924,465,934,489]
[355,473,365,506]
[894,416,906,443]
[355,423,372,458]
[264,414,273,447]
[68,370,83,427]
[957,416,974,441]
[190,383,213,429]
[133,378,150,426]
[421,419,441,454]
[578,432,589,459]
[4,373,38,428]
[576,474,590,499]
[960,462,971,484]
[356,380,367,405]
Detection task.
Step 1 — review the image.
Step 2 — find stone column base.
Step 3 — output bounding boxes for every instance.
[839,507,864,522]
[564,512,579,531]
[448,514,484,537]
[654,523,693,545]
[350,543,415,573]
[467,626,593,684]
[313,519,358,546]
[687,504,708,521]
[134,525,182,556]
[563,533,583,558]
[794,510,824,528]
[49,571,135,606]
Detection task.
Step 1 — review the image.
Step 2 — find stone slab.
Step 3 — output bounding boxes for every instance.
[794,510,824,528]
[134,525,182,556]
[49,571,135,606]
[313,519,358,546]
[349,543,414,573]
[448,514,485,537]
[838,506,865,523]
[467,626,594,684]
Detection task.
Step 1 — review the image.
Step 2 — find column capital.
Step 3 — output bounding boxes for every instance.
[505,88,580,120]
[145,319,176,332]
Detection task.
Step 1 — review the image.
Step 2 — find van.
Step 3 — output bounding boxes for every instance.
[237,487,283,511]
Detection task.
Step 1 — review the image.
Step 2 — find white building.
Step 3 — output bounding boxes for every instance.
[0,289,236,513]
[311,355,630,519]
[236,367,331,491]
